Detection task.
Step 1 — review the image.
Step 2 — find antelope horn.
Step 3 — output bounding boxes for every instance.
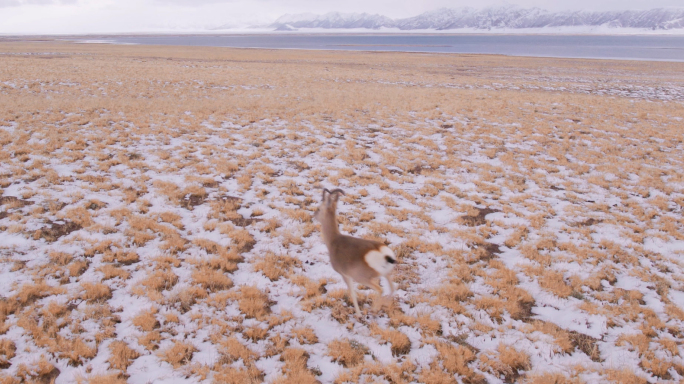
[321,188,331,201]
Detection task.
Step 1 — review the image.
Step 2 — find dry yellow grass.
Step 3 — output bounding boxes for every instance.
[291,326,319,345]
[132,308,159,332]
[275,347,318,384]
[80,282,112,303]
[159,341,197,368]
[327,338,368,367]
[254,252,301,281]
[0,339,16,369]
[213,365,263,384]
[237,285,272,320]
[192,267,233,292]
[525,372,583,384]
[215,336,255,364]
[80,373,128,384]
[434,342,479,379]
[0,40,683,383]
[14,356,60,384]
[108,341,140,371]
[370,323,411,356]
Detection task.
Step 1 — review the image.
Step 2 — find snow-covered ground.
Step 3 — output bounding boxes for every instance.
[0,43,683,384]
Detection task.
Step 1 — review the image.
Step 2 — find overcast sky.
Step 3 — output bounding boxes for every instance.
[1,0,682,34]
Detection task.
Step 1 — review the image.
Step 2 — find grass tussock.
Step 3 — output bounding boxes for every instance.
[108,341,140,371]
[370,324,411,356]
[213,365,263,384]
[192,267,233,292]
[0,339,16,369]
[275,347,318,384]
[237,286,272,320]
[254,252,301,281]
[132,308,159,332]
[141,270,179,293]
[327,339,368,368]
[80,283,112,303]
[15,356,60,384]
[159,341,197,368]
[80,373,128,384]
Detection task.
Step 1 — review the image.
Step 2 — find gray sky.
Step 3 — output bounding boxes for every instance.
[1,0,682,34]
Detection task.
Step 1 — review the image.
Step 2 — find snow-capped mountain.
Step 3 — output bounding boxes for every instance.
[268,6,684,31]
[271,12,394,31]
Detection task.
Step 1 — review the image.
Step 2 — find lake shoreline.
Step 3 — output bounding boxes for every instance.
[58,34,684,63]
[3,34,684,62]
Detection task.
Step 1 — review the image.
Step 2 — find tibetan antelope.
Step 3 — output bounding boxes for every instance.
[314,188,397,317]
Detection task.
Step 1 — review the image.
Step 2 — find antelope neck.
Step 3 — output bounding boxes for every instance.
[319,214,340,247]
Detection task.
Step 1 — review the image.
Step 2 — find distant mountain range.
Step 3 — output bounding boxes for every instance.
[263,6,684,32]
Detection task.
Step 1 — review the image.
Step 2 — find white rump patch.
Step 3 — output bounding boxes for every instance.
[365,246,396,276]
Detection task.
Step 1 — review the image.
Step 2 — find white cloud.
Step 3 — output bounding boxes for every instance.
[0,0,682,34]
[0,0,77,7]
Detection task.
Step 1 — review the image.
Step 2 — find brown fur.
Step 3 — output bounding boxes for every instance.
[314,188,396,316]
[328,235,382,283]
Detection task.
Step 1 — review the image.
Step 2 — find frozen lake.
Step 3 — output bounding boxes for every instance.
[76,34,684,62]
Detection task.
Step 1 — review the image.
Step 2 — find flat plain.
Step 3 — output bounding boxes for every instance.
[1,41,684,384]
